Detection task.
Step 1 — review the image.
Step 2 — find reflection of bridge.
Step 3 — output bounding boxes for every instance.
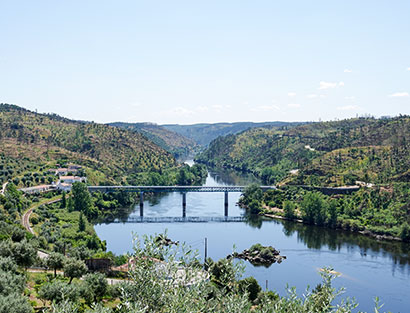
[109,216,247,223]
[87,185,276,217]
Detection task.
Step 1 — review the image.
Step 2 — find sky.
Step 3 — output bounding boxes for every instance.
[1,0,409,124]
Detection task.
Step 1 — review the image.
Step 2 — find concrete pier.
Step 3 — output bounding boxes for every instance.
[182,192,187,217]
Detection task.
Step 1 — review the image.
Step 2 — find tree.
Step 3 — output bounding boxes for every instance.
[283,200,296,219]
[399,222,410,241]
[72,182,94,217]
[0,240,36,269]
[327,199,338,228]
[38,280,80,304]
[67,196,74,212]
[78,212,86,232]
[238,276,262,302]
[60,191,67,208]
[83,272,108,303]
[0,293,33,313]
[0,271,25,296]
[300,192,326,225]
[46,252,66,277]
[63,258,87,284]
[12,240,37,269]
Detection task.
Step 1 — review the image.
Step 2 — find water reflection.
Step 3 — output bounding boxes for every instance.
[279,219,410,270]
[207,167,260,186]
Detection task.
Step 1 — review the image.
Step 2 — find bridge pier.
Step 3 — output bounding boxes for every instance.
[182,192,186,217]
[139,192,144,217]
[224,191,228,216]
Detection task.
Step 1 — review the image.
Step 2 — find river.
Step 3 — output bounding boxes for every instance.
[95,161,410,312]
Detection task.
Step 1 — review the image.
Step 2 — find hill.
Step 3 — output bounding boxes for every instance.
[108,122,198,158]
[0,104,177,185]
[162,121,303,146]
[195,116,410,186]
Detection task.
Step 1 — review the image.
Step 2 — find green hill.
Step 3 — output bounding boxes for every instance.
[0,104,177,185]
[108,122,198,158]
[196,116,410,186]
[162,121,303,146]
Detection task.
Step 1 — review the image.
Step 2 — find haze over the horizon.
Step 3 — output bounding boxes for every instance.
[1,1,409,124]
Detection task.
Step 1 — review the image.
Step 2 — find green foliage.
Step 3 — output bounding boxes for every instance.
[60,191,67,209]
[72,183,95,218]
[399,222,410,241]
[83,272,108,303]
[300,192,327,225]
[46,252,66,277]
[0,240,37,268]
[39,280,80,304]
[238,276,262,302]
[63,258,87,284]
[0,293,33,313]
[78,212,85,232]
[0,271,25,296]
[283,200,296,219]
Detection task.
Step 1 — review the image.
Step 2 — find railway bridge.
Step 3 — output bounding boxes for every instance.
[87,185,276,217]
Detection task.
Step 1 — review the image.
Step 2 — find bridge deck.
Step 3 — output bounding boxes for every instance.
[106,216,246,223]
[88,185,276,193]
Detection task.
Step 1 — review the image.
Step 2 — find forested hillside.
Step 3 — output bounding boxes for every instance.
[163,121,302,146]
[196,116,410,186]
[0,104,177,185]
[109,122,198,157]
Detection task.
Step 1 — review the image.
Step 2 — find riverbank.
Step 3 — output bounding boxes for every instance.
[239,183,410,244]
[262,211,403,243]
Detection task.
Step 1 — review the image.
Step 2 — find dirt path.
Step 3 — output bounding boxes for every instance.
[21,197,62,235]
[0,182,8,195]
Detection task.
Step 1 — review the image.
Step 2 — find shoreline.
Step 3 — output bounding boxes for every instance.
[262,212,403,243]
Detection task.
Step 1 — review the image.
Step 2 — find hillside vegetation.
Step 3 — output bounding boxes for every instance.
[109,122,198,158]
[196,116,410,186]
[0,104,179,185]
[163,121,303,146]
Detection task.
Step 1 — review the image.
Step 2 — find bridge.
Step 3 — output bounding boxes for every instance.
[87,185,276,193]
[87,185,276,217]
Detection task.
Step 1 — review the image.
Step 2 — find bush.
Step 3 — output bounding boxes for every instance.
[238,276,262,302]
[39,280,80,304]
[283,200,296,219]
[399,222,410,241]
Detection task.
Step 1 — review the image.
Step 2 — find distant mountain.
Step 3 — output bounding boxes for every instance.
[0,104,176,185]
[108,122,198,158]
[162,122,303,146]
[195,116,410,186]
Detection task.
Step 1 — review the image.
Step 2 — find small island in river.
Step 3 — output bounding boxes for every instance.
[231,243,286,267]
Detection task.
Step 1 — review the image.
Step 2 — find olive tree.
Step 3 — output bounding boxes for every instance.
[46,252,66,277]
[63,258,87,284]
[39,280,80,304]
[83,272,108,303]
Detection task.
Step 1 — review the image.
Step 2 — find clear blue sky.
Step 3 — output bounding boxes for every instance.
[1,1,409,124]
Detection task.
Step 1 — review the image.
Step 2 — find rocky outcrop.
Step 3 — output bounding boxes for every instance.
[231,244,286,267]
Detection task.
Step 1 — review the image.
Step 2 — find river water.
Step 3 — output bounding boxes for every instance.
[95,162,410,312]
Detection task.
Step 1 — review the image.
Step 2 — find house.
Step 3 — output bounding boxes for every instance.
[20,185,55,194]
[59,176,86,184]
